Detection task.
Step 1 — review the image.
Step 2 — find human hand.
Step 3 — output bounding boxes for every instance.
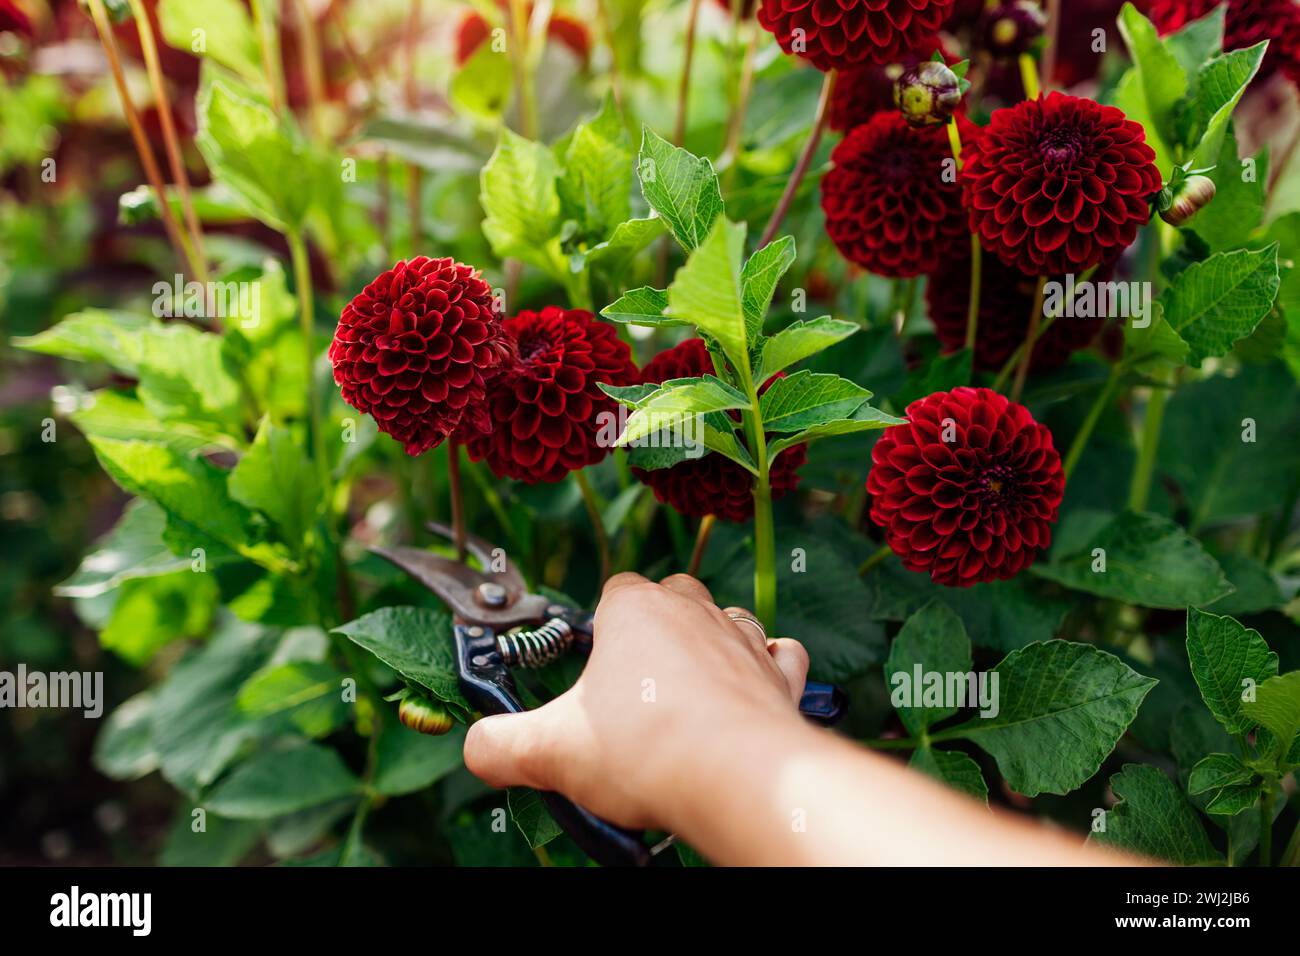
[462,572,810,831]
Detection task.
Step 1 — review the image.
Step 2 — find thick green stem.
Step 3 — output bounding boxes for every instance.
[288,230,328,488]
[1259,787,1275,866]
[1010,276,1047,403]
[687,513,716,577]
[1128,370,1170,513]
[744,376,776,629]
[1063,366,1120,480]
[857,542,893,576]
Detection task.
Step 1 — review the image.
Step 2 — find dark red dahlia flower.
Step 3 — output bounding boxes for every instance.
[631,339,806,523]
[757,0,955,71]
[963,92,1162,276]
[455,5,591,67]
[1144,0,1300,85]
[465,307,636,484]
[868,387,1064,586]
[822,111,976,277]
[927,251,1109,373]
[330,257,513,457]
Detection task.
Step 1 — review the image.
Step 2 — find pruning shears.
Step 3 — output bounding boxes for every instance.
[373,521,847,867]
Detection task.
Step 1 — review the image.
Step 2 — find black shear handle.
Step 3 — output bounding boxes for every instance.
[458,656,651,867]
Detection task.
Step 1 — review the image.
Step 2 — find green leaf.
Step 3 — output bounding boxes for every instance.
[101,570,219,665]
[1187,752,1254,794]
[636,127,723,251]
[1157,363,1300,527]
[206,744,361,819]
[885,602,972,736]
[372,721,465,797]
[560,96,633,240]
[1164,5,1224,80]
[614,375,750,446]
[583,217,667,276]
[1206,553,1286,616]
[196,80,319,231]
[757,317,859,380]
[507,788,563,848]
[909,747,988,803]
[1204,782,1264,816]
[1241,671,1300,761]
[161,807,262,867]
[11,308,149,368]
[1185,607,1279,736]
[1089,764,1221,865]
[741,236,796,340]
[480,128,564,279]
[1033,510,1232,609]
[1188,43,1268,169]
[237,660,348,739]
[758,371,872,433]
[55,499,191,598]
[599,286,679,326]
[1155,244,1280,365]
[70,391,238,454]
[1114,3,1187,176]
[229,419,322,550]
[1191,128,1265,253]
[665,217,750,375]
[157,0,262,84]
[333,606,471,719]
[449,41,512,121]
[93,692,159,781]
[943,641,1157,796]
[765,400,904,460]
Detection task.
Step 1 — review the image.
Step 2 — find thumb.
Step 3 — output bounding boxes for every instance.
[767,637,811,706]
[463,706,563,791]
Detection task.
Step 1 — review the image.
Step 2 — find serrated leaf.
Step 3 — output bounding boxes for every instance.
[636,127,723,251]
[1204,782,1263,816]
[909,747,988,803]
[507,788,563,849]
[1241,671,1300,761]
[1089,764,1221,865]
[100,570,219,665]
[1033,510,1232,608]
[1165,5,1224,80]
[560,95,633,240]
[229,419,321,550]
[741,236,795,340]
[765,400,904,460]
[71,390,239,454]
[1188,43,1268,169]
[1114,3,1187,176]
[1191,128,1265,253]
[1187,752,1254,794]
[56,499,191,598]
[616,375,751,447]
[11,309,149,368]
[236,660,348,739]
[884,602,972,736]
[758,371,872,432]
[1185,607,1278,736]
[583,217,667,275]
[158,0,262,84]
[942,641,1157,796]
[333,606,471,719]
[206,744,361,819]
[665,217,750,375]
[373,721,465,797]
[1155,244,1280,365]
[480,128,564,278]
[757,317,858,380]
[599,286,678,326]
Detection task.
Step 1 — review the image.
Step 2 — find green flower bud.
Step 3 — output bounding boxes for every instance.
[1159,174,1216,227]
[894,60,962,128]
[398,694,455,736]
[118,186,160,226]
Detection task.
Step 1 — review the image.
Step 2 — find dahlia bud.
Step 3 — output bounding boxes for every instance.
[118,186,160,226]
[398,694,454,736]
[894,61,962,127]
[1159,175,1217,227]
[980,1,1048,59]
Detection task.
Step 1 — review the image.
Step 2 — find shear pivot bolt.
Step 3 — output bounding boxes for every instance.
[466,626,484,638]
[477,582,508,607]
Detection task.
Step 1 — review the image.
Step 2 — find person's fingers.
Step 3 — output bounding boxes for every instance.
[720,606,768,651]
[658,573,714,606]
[463,708,562,791]
[601,571,649,598]
[767,638,811,705]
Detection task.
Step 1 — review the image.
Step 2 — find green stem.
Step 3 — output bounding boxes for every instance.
[964,236,982,352]
[687,513,716,577]
[863,736,918,750]
[1259,787,1275,866]
[1019,52,1041,100]
[507,0,537,138]
[574,468,611,584]
[1010,276,1047,403]
[752,475,776,631]
[857,542,893,576]
[1282,817,1300,867]
[1063,366,1121,480]
[250,0,285,115]
[288,229,328,489]
[1128,369,1171,513]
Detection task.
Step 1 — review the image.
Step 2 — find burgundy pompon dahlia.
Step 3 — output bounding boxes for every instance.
[963,92,1162,276]
[757,0,955,71]
[822,111,976,277]
[927,251,1110,373]
[868,387,1064,587]
[330,257,513,457]
[632,339,806,523]
[1144,0,1300,86]
[464,307,637,484]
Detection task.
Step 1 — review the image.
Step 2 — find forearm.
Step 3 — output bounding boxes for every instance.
[665,720,1136,866]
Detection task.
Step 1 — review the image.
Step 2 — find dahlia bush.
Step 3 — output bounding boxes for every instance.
[4,0,1300,872]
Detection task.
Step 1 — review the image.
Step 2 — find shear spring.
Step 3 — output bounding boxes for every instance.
[496,618,574,668]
